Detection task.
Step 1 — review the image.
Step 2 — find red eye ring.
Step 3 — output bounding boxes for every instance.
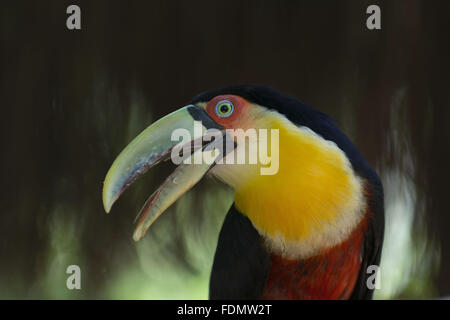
[205,94,247,128]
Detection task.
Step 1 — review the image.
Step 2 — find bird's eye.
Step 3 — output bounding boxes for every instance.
[215,100,234,118]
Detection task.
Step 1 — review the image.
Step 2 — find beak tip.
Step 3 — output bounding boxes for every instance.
[133,228,143,242]
[102,186,114,214]
[103,165,122,214]
[103,198,113,214]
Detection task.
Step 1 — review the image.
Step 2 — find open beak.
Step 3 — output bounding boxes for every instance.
[102,105,232,241]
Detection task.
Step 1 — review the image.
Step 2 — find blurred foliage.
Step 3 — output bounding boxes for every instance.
[0,0,449,299]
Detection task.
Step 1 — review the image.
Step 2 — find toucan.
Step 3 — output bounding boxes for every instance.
[102,84,384,299]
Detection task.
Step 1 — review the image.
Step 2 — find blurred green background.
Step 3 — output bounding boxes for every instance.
[0,0,449,299]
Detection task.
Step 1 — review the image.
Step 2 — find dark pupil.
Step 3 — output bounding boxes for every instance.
[220,104,230,113]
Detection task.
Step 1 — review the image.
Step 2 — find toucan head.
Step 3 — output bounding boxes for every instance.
[103,85,365,258]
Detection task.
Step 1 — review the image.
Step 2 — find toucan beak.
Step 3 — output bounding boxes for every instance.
[102,105,231,241]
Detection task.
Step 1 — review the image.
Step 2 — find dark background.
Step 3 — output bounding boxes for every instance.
[0,0,449,299]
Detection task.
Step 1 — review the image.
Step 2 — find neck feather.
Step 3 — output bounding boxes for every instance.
[212,111,366,258]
